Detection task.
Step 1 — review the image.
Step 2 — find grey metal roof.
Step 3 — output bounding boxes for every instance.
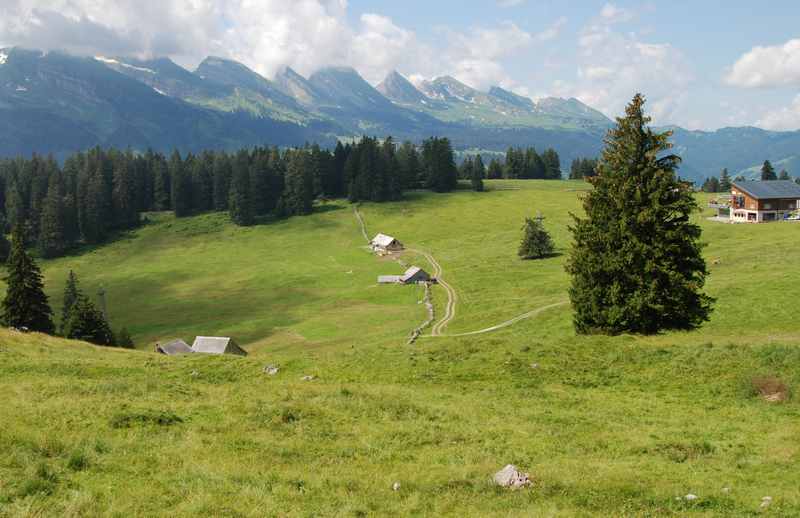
[401,266,430,283]
[733,180,800,200]
[157,339,193,355]
[191,336,247,356]
[378,275,402,284]
[371,233,397,247]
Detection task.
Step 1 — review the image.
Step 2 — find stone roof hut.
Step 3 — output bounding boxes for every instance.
[156,339,194,356]
[191,336,248,356]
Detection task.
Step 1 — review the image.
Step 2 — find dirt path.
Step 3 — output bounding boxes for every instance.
[426,301,569,338]
[354,205,369,243]
[408,248,456,336]
[353,205,565,340]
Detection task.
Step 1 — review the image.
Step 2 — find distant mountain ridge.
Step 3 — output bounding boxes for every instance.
[1,45,800,182]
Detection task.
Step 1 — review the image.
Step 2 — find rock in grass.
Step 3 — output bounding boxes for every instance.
[684,494,698,501]
[493,465,532,489]
[761,496,772,509]
[301,375,315,381]
[392,482,401,491]
[263,365,280,376]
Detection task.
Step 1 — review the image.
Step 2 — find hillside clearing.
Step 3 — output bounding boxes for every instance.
[3,180,800,516]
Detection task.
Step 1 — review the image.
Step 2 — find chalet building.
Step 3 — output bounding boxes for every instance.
[378,266,431,285]
[730,180,800,222]
[192,336,248,356]
[370,233,404,253]
[156,339,193,355]
[400,266,431,284]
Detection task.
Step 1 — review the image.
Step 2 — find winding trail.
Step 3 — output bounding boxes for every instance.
[408,248,456,336]
[353,205,567,340]
[426,301,569,338]
[354,205,370,243]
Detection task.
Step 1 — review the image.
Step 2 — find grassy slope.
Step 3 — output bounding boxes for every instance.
[2,181,800,516]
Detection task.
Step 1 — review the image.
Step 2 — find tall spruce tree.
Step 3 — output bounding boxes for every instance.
[719,168,732,192]
[170,150,192,217]
[566,94,713,335]
[0,215,10,263]
[487,158,504,179]
[471,155,485,192]
[761,160,777,181]
[61,270,80,334]
[2,227,54,333]
[278,150,314,216]
[228,150,254,226]
[212,153,232,211]
[38,172,66,258]
[422,137,458,192]
[82,168,109,244]
[63,294,114,346]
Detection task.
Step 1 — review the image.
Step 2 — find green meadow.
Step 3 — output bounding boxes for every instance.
[2,180,800,516]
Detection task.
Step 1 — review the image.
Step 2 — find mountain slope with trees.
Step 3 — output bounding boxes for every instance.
[3,46,800,183]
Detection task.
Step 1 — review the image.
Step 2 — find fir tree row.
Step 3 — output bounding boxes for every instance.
[0,136,468,259]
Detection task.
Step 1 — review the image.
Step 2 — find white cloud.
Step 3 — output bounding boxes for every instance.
[537,17,567,42]
[725,38,800,88]
[553,5,693,124]
[756,94,800,131]
[599,3,634,24]
[0,0,549,93]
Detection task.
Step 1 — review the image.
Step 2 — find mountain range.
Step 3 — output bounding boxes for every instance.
[1,46,799,182]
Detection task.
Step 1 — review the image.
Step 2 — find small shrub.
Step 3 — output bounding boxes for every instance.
[110,409,183,428]
[17,462,58,498]
[67,450,89,471]
[652,441,715,463]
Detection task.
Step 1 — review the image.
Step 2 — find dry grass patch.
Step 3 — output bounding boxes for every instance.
[750,376,790,403]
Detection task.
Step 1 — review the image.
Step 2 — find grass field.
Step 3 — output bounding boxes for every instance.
[2,180,800,516]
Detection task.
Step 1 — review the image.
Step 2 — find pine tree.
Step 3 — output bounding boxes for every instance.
[701,176,720,193]
[422,137,458,192]
[565,94,714,335]
[170,150,192,217]
[212,152,232,211]
[278,150,314,216]
[396,141,420,190]
[761,160,777,181]
[2,227,54,334]
[718,168,732,192]
[471,154,485,192]
[63,294,114,346]
[518,215,554,259]
[82,168,109,244]
[61,270,80,334]
[0,215,10,263]
[569,159,582,180]
[38,172,66,258]
[112,160,138,229]
[228,150,254,226]
[192,152,214,212]
[116,327,134,349]
[778,169,791,181]
[487,158,504,179]
[153,157,171,211]
[541,149,562,179]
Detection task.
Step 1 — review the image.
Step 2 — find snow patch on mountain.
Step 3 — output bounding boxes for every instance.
[94,56,155,74]
[0,52,8,65]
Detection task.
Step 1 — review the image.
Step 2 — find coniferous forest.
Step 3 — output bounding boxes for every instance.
[0,136,567,261]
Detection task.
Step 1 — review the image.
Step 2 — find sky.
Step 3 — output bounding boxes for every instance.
[1,0,800,131]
